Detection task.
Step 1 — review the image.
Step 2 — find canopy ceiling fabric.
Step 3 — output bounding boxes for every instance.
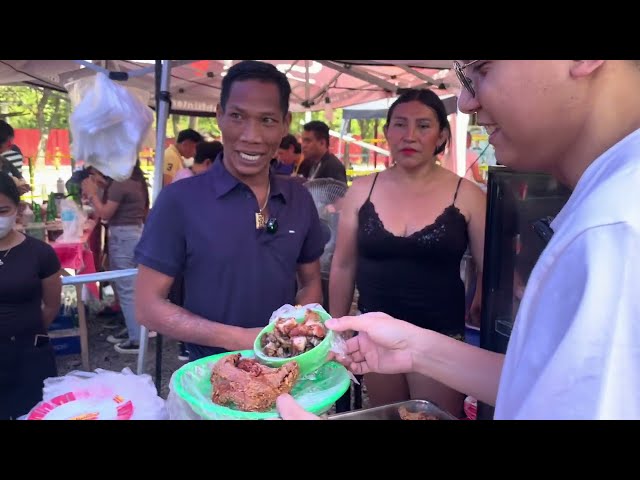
[0,60,460,116]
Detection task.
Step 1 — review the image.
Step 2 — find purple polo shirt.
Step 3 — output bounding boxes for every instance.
[134,158,325,359]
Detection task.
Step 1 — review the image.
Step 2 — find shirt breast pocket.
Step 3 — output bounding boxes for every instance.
[264,223,306,269]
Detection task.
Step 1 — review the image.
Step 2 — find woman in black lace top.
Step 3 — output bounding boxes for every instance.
[328,89,486,416]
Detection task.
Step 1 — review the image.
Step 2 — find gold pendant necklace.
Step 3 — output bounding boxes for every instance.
[255,182,271,229]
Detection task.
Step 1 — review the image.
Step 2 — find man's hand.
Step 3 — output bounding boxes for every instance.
[82,177,98,196]
[226,326,264,351]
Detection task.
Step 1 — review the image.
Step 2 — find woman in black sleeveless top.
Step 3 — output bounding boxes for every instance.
[329,90,486,416]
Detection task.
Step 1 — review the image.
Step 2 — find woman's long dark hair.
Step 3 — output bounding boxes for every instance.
[0,171,20,206]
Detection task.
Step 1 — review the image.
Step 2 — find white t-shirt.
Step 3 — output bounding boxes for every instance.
[494,128,640,420]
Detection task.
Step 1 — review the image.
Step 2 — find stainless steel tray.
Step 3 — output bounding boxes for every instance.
[328,399,457,420]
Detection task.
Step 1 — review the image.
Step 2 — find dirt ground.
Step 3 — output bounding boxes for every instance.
[55,312,186,399]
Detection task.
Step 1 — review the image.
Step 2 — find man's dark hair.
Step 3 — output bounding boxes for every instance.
[177,129,203,144]
[303,121,330,146]
[220,60,291,117]
[195,141,223,164]
[0,171,20,206]
[279,134,301,154]
[0,120,14,146]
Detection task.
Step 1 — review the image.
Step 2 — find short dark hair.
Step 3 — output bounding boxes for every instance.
[0,120,14,146]
[220,60,291,117]
[0,171,20,206]
[303,121,330,146]
[194,141,223,164]
[279,134,301,154]
[386,89,450,156]
[177,129,203,144]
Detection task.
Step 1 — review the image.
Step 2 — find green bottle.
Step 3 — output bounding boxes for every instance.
[32,202,42,223]
[46,193,57,221]
[68,183,81,205]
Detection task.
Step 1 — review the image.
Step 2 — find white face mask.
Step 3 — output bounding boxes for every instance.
[0,213,16,239]
[183,157,195,168]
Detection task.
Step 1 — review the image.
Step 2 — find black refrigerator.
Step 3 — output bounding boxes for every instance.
[477,166,572,420]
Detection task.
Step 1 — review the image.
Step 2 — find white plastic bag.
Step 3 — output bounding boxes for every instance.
[67,73,155,181]
[57,198,86,243]
[23,368,167,420]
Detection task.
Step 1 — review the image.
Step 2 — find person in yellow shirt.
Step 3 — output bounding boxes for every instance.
[162,129,203,186]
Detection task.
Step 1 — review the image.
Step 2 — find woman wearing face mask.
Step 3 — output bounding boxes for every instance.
[328,89,486,417]
[0,172,62,419]
[82,161,149,354]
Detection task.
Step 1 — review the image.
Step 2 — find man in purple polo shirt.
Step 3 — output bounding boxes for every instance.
[134,61,325,361]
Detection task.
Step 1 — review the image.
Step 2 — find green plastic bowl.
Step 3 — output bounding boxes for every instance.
[171,350,351,420]
[253,308,333,377]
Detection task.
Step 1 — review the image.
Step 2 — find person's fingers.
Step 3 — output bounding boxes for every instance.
[276,394,320,420]
[326,315,370,333]
[343,337,361,355]
[348,361,369,376]
[350,349,365,364]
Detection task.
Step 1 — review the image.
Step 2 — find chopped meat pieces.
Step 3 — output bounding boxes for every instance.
[261,309,327,358]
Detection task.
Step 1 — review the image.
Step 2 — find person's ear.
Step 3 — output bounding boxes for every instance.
[216,103,225,125]
[283,112,292,135]
[570,61,606,79]
[437,127,450,152]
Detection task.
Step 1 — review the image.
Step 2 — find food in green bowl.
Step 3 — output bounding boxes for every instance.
[170,350,351,420]
[210,353,299,412]
[253,308,334,377]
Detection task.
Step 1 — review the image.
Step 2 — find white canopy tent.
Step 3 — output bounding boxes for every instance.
[0,59,463,374]
[0,60,459,115]
[0,59,463,195]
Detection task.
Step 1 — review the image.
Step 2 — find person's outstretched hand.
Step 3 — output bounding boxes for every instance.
[276,312,423,420]
[327,312,419,376]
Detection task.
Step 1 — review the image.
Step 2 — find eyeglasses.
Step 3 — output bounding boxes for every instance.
[453,60,481,97]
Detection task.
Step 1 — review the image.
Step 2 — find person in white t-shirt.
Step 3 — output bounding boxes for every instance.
[276,60,640,420]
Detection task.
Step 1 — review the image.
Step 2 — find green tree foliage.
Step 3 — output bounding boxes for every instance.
[0,86,70,129]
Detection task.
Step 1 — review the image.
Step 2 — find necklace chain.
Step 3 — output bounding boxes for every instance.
[0,247,12,266]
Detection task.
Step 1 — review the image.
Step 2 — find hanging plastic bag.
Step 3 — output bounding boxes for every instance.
[66,73,154,181]
[23,368,167,420]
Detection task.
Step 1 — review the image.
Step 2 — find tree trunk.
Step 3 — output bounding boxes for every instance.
[188,116,198,130]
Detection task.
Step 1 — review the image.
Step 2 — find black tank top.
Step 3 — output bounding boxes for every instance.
[356,174,468,334]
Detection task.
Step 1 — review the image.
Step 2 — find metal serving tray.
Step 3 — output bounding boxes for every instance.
[328,399,458,420]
